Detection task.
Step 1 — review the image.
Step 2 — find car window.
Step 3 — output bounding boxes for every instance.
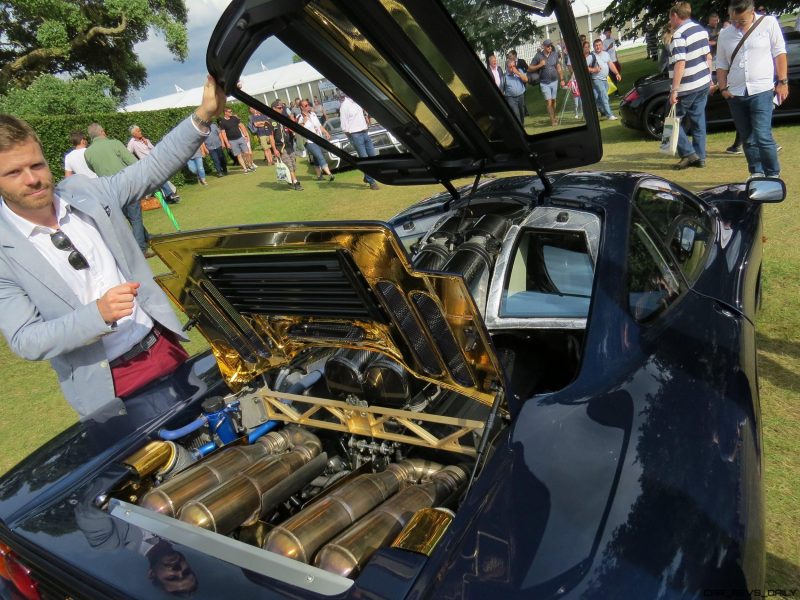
[627,215,684,322]
[787,40,800,66]
[633,182,712,283]
[499,228,594,318]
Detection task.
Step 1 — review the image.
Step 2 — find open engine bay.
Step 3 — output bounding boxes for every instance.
[105,199,601,592]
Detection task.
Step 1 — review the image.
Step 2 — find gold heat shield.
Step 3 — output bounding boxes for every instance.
[151,222,505,411]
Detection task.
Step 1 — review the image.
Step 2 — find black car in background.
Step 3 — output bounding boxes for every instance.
[620,30,800,138]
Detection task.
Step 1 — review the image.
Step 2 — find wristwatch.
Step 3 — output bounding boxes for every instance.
[778,79,789,85]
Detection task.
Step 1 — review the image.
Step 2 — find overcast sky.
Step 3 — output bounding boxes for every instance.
[130,0,295,104]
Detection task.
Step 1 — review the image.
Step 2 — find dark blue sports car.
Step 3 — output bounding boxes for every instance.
[0,1,785,598]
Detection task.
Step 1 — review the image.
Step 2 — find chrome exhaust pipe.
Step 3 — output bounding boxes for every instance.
[140,426,315,516]
[263,460,432,563]
[315,465,467,577]
[178,446,325,534]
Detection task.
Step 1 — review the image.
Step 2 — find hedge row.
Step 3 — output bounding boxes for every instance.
[25,103,252,187]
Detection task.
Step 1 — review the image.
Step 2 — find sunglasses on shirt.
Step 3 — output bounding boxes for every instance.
[50,230,89,270]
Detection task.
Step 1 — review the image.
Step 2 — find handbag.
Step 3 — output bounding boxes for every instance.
[567,77,580,97]
[275,156,290,182]
[659,104,680,156]
[607,75,617,96]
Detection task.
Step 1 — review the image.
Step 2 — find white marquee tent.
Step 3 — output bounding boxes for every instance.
[123,61,331,113]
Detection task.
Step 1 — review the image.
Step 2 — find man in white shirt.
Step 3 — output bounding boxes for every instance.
[717,0,787,177]
[0,76,225,420]
[339,96,380,190]
[487,54,504,88]
[63,132,97,178]
[297,99,335,182]
[127,125,181,202]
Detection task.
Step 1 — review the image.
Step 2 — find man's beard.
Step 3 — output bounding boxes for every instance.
[1,181,54,212]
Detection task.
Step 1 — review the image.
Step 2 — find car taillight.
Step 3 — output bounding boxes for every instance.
[0,542,11,580]
[2,547,41,600]
[623,88,640,103]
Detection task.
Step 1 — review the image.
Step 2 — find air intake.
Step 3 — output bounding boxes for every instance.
[375,281,441,376]
[410,292,473,387]
[200,251,385,321]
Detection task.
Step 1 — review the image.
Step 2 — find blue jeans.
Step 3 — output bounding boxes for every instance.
[347,130,377,185]
[207,146,227,174]
[592,78,612,117]
[675,88,708,160]
[726,90,779,176]
[304,141,328,169]
[122,198,148,252]
[186,156,206,181]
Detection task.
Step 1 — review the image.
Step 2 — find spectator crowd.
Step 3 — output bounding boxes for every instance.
[487,0,790,176]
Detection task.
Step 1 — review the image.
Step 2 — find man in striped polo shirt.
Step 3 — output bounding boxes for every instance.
[668,1,713,169]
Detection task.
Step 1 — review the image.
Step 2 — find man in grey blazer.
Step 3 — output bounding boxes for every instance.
[0,76,225,421]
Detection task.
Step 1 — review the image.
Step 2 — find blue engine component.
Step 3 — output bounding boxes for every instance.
[202,396,240,445]
[158,370,324,457]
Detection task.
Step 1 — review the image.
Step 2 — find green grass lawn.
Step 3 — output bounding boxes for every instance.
[0,50,797,589]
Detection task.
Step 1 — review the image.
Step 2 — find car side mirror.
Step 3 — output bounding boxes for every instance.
[746,177,786,203]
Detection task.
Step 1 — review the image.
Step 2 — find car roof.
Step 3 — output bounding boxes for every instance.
[207,0,603,187]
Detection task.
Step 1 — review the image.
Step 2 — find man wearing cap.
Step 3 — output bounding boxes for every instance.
[0,76,226,420]
[529,39,565,127]
[269,100,303,190]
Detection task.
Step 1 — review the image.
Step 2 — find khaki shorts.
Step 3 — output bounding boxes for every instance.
[258,135,273,152]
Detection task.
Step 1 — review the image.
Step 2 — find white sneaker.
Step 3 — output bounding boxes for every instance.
[250,163,258,170]
[607,115,618,120]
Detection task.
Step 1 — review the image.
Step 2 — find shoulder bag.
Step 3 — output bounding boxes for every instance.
[729,15,765,65]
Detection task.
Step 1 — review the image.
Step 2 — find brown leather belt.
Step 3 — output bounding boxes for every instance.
[109,327,161,368]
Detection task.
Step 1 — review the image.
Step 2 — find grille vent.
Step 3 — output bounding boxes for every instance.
[201,251,385,321]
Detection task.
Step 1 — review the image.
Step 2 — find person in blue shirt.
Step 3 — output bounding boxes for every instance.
[502,52,529,124]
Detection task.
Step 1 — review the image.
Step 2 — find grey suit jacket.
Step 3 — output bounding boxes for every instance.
[0,116,205,419]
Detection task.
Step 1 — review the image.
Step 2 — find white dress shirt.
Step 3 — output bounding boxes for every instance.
[339,97,370,133]
[298,111,325,137]
[716,15,786,96]
[0,196,153,361]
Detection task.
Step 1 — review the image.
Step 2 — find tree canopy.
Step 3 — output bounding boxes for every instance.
[0,74,121,116]
[0,0,189,98]
[599,0,799,38]
[443,0,542,60]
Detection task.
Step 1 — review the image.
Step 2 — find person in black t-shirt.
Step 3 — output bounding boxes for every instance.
[217,108,256,173]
